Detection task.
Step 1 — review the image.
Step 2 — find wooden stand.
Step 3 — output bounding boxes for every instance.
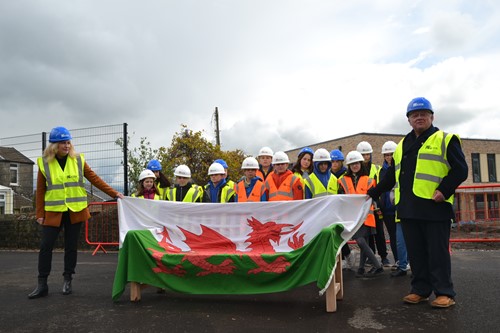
[326,253,343,312]
[129,253,344,313]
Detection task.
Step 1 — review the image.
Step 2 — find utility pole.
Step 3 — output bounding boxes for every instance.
[214,107,221,146]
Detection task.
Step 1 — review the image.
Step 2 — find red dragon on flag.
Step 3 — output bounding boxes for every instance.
[147,217,305,277]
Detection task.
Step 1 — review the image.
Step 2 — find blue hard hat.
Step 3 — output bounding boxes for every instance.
[299,147,314,156]
[407,97,433,116]
[147,159,162,171]
[49,126,72,143]
[214,159,228,169]
[330,149,344,161]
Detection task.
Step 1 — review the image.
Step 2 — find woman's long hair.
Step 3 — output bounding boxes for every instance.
[291,152,313,175]
[42,142,77,163]
[345,162,369,177]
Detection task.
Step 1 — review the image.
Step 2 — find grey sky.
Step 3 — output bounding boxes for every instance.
[1,0,499,156]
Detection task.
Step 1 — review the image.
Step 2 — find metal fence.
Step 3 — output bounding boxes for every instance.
[0,123,128,211]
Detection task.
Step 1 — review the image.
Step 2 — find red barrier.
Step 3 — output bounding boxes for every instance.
[85,202,119,255]
[85,193,500,255]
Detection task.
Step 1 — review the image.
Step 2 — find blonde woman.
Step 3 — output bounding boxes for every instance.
[29,126,123,299]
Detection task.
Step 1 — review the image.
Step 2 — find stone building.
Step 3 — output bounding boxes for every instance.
[0,147,35,214]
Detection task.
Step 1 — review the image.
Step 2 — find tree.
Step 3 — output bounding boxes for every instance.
[158,125,246,185]
[116,135,158,194]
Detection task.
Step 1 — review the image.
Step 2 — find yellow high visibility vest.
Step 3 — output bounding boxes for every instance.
[37,154,88,212]
[131,193,161,200]
[167,185,203,202]
[304,173,338,197]
[393,131,458,205]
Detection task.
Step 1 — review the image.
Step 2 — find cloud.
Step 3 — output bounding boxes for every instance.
[1,0,500,157]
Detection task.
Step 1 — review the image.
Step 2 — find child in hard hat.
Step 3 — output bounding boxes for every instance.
[330,149,347,179]
[263,151,303,201]
[146,159,171,200]
[132,169,161,200]
[203,162,235,203]
[256,146,274,181]
[166,164,204,202]
[213,158,235,190]
[235,157,267,202]
[291,147,314,180]
[304,148,338,199]
[338,151,383,278]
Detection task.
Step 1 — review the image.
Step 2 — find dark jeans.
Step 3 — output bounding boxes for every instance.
[38,212,82,280]
[401,218,455,298]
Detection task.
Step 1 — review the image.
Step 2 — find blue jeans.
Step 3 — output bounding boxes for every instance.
[396,223,408,270]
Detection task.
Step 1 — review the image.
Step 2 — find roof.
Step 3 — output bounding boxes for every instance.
[0,147,35,164]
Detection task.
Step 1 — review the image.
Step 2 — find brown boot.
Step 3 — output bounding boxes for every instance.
[403,293,429,304]
[431,296,456,308]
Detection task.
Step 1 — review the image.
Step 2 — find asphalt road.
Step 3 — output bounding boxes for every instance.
[1,249,499,333]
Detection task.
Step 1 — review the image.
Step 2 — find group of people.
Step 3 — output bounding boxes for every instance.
[29,97,468,310]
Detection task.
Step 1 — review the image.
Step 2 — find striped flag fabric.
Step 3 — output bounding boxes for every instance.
[112,195,371,300]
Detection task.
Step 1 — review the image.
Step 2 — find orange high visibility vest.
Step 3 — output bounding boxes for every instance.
[235,180,264,202]
[264,173,299,201]
[338,175,376,227]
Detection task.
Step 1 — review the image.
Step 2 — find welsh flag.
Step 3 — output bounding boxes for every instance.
[112,195,371,301]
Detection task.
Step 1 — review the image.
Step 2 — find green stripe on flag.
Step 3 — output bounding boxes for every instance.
[112,223,346,300]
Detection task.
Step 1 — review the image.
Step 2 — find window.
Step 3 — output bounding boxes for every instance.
[471,153,481,183]
[487,154,497,182]
[487,193,499,220]
[9,163,18,185]
[474,194,485,220]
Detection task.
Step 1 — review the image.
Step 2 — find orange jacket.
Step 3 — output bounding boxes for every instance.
[338,175,376,227]
[264,170,303,201]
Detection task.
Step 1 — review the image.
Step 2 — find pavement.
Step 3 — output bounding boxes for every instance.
[1,249,499,333]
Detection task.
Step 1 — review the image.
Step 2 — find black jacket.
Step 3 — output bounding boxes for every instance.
[368,126,468,221]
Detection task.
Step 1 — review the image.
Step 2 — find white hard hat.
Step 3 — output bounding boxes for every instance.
[208,162,225,175]
[272,151,290,164]
[356,141,373,154]
[258,146,274,157]
[174,164,191,178]
[345,151,364,165]
[381,141,398,154]
[313,148,331,162]
[139,169,156,181]
[241,157,259,170]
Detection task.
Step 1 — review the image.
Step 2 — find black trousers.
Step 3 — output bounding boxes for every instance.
[401,218,455,298]
[369,216,388,259]
[38,212,82,280]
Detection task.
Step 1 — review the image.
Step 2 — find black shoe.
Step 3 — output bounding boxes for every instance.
[365,267,384,278]
[355,268,365,278]
[62,280,72,295]
[28,278,48,299]
[390,269,407,277]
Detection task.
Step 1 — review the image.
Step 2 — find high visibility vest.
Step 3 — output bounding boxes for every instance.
[37,154,88,212]
[369,163,381,181]
[264,173,300,201]
[204,183,235,203]
[304,173,338,198]
[235,179,264,202]
[393,130,458,205]
[167,185,203,202]
[131,193,161,200]
[338,176,376,227]
[157,185,168,200]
